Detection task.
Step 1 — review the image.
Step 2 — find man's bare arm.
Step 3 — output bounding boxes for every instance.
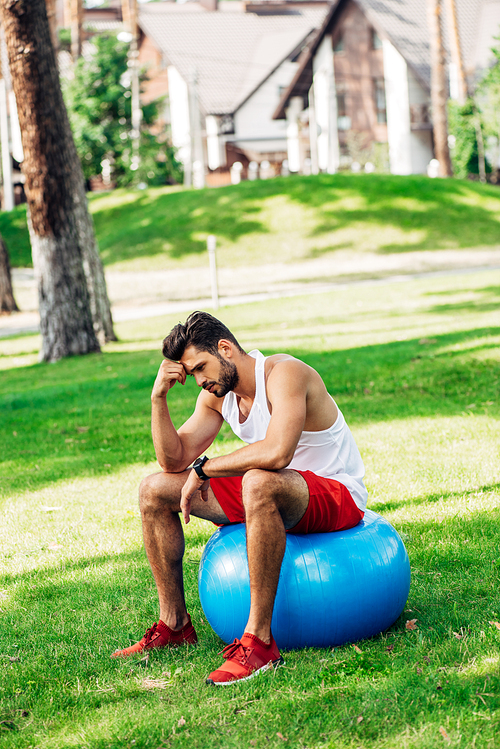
[151,359,223,472]
[196,359,310,477]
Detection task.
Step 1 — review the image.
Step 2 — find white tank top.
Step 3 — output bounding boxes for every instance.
[221,350,368,511]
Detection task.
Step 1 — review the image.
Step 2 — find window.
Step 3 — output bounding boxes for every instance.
[374,78,387,124]
[336,92,351,130]
[371,29,383,50]
[334,35,344,53]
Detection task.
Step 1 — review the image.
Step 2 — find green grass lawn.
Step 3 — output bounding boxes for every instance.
[4,174,500,271]
[1,270,499,748]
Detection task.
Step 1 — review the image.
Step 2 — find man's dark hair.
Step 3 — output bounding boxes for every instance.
[162,311,245,360]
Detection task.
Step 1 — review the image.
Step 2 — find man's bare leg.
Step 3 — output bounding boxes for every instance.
[138,470,229,630]
[240,469,309,643]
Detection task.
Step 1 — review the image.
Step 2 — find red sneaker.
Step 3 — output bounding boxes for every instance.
[206,633,284,685]
[111,616,197,657]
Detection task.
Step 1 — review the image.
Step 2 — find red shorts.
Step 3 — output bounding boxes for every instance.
[210,470,364,534]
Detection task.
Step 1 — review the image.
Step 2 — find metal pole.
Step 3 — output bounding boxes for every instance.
[207,235,219,310]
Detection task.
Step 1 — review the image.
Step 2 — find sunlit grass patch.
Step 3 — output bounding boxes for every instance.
[4,174,500,271]
[1,268,499,748]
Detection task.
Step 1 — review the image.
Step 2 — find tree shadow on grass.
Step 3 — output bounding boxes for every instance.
[1,325,499,500]
[1,507,499,747]
[289,325,500,425]
[93,186,269,266]
[10,175,500,269]
[284,173,500,256]
[371,482,500,514]
[92,174,500,267]
[423,285,500,316]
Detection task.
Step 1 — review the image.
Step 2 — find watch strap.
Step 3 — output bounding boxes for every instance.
[193,455,210,481]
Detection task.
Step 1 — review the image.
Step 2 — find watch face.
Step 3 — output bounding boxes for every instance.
[193,457,208,477]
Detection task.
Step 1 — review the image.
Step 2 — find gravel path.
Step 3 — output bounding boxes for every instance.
[2,247,500,339]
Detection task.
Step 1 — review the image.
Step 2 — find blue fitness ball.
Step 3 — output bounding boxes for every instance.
[198,509,411,648]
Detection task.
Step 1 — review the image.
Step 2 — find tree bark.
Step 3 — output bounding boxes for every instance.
[0,0,108,361]
[45,0,58,53]
[0,233,19,312]
[427,0,453,177]
[70,0,83,62]
[443,0,467,104]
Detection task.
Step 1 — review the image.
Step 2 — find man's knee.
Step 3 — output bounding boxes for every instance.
[241,469,280,514]
[139,472,178,514]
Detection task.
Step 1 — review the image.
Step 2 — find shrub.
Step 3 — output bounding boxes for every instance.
[62,33,182,187]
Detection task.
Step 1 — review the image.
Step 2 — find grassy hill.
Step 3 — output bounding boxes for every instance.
[3,173,500,272]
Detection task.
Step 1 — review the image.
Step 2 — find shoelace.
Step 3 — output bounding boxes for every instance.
[220,638,253,664]
[142,622,159,646]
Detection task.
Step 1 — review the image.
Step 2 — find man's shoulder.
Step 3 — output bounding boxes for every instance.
[265,353,298,368]
[265,354,312,384]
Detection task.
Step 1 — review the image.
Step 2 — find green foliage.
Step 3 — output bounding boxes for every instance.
[479,36,500,131]
[62,34,182,187]
[478,37,500,169]
[447,99,488,179]
[57,26,71,53]
[448,36,500,178]
[0,205,30,267]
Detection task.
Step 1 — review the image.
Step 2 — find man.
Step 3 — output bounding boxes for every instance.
[112,311,367,685]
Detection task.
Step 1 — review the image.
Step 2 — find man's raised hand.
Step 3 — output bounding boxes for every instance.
[152,360,186,398]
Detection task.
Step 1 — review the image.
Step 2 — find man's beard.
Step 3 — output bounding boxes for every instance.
[204,356,239,398]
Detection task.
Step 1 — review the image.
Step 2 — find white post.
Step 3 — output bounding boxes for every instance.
[383,39,412,175]
[129,0,141,175]
[207,234,219,310]
[308,85,319,175]
[230,161,242,184]
[285,96,303,173]
[8,91,23,164]
[0,78,14,211]
[190,72,205,189]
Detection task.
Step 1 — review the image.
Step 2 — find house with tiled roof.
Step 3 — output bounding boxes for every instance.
[273,0,500,175]
[136,0,329,184]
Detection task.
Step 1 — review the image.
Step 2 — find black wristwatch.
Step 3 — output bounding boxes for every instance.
[193,455,210,481]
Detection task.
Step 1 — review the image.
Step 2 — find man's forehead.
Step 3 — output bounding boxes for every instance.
[179,346,212,372]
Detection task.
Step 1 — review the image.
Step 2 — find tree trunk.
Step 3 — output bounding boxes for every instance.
[0,233,19,312]
[444,0,467,104]
[427,0,453,177]
[474,109,487,183]
[0,0,104,362]
[70,0,83,62]
[121,0,131,32]
[63,0,71,27]
[45,0,58,53]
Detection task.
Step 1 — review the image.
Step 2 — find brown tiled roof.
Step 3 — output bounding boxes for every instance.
[273,0,499,118]
[137,2,328,114]
[356,0,490,88]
